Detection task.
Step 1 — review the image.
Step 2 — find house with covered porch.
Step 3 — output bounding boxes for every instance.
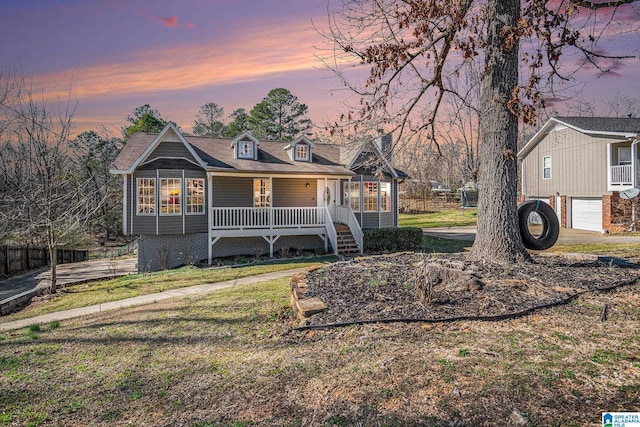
[110,123,406,271]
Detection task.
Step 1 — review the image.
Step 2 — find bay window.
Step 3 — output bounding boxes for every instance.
[343,182,360,212]
[137,178,155,215]
[186,178,205,214]
[363,181,378,212]
[160,178,181,215]
[380,182,391,212]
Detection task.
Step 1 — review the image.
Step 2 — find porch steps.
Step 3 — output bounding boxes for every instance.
[334,224,360,255]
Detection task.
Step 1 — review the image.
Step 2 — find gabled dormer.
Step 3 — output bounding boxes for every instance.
[284,136,315,162]
[231,132,260,160]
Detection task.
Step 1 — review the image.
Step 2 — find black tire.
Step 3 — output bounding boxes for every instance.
[517,200,559,250]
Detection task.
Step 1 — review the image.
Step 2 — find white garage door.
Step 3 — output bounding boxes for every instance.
[571,198,602,232]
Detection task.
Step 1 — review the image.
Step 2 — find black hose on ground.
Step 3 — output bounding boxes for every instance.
[293,277,639,332]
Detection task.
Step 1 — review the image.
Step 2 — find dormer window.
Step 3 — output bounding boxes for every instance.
[231,132,260,160]
[285,136,315,162]
[239,140,253,159]
[295,144,309,161]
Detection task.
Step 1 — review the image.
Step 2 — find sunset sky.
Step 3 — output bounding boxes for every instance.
[1,0,639,137]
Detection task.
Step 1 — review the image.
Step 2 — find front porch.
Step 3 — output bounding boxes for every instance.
[207,206,363,262]
[608,141,639,190]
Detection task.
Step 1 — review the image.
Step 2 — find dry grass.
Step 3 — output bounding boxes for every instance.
[1,276,638,426]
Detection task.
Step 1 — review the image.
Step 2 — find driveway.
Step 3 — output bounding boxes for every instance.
[0,258,138,305]
[423,226,640,245]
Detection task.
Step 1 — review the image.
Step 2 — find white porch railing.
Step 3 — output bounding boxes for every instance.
[211,207,327,229]
[336,204,364,253]
[611,165,633,185]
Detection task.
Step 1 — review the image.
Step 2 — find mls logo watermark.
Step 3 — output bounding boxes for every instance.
[603,412,640,427]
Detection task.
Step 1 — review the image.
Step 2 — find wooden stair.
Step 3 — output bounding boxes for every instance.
[334,223,360,255]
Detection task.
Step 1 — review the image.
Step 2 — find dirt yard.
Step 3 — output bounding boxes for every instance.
[303,253,640,326]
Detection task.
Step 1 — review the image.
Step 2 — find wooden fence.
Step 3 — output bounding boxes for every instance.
[0,246,89,278]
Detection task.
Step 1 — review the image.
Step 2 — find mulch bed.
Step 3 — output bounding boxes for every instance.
[303,253,640,326]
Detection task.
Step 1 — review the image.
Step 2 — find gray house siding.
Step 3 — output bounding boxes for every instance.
[522,126,609,197]
[157,169,184,235]
[272,178,316,207]
[348,174,397,229]
[145,140,196,164]
[132,170,158,235]
[130,169,208,236]
[184,170,208,234]
[212,176,253,207]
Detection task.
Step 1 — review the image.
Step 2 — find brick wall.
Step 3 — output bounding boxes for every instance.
[560,196,567,228]
[606,192,638,233]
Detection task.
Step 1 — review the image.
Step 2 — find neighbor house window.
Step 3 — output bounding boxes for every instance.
[238,140,254,159]
[343,182,360,212]
[618,147,632,165]
[160,178,181,215]
[186,178,205,214]
[542,156,551,180]
[137,178,155,215]
[380,182,391,212]
[295,144,309,161]
[364,181,378,212]
[254,178,270,207]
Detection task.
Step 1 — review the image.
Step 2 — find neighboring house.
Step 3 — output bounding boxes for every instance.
[518,116,640,233]
[110,123,406,271]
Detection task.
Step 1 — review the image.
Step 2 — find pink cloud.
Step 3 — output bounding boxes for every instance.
[186,22,196,29]
[162,16,178,27]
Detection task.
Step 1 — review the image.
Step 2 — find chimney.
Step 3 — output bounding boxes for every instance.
[380,132,393,162]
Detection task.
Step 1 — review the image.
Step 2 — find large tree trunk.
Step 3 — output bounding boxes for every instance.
[469,0,531,264]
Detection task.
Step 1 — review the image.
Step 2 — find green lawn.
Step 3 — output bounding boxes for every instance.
[1,257,337,322]
[400,209,478,228]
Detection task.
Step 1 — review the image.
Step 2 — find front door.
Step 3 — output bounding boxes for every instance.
[317,179,338,219]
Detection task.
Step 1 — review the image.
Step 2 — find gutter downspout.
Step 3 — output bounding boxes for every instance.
[632,137,639,189]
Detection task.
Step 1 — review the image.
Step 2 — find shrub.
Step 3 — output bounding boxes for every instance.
[363,227,423,253]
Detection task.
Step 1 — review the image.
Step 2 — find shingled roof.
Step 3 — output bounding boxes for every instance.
[555,116,640,134]
[518,116,640,159]
[110,123,411,179]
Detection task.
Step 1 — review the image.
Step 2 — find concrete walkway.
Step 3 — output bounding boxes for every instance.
[0,258,138,315]
[0,267,306,332]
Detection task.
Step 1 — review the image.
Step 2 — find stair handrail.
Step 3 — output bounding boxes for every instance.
[336,205,363,253]
[324,207,339,255]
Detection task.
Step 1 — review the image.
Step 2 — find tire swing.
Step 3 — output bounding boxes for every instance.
[517,200,560,250]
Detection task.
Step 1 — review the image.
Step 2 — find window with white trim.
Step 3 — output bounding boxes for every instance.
[363,181,378,212]
[618,147,632,165]
[254,178,270,207]
[380,182,391,212]
[343,182,360,212]
[542,156,551,180]
[137,178,155,215]
[160,178,181,215]
[186,179,205,214]
[238,140,254,159]
[295,144,309,161]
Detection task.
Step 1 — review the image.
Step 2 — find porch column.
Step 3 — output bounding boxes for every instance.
[208,173,213,265]
[633,139,638,188]
[607,143,612,190]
